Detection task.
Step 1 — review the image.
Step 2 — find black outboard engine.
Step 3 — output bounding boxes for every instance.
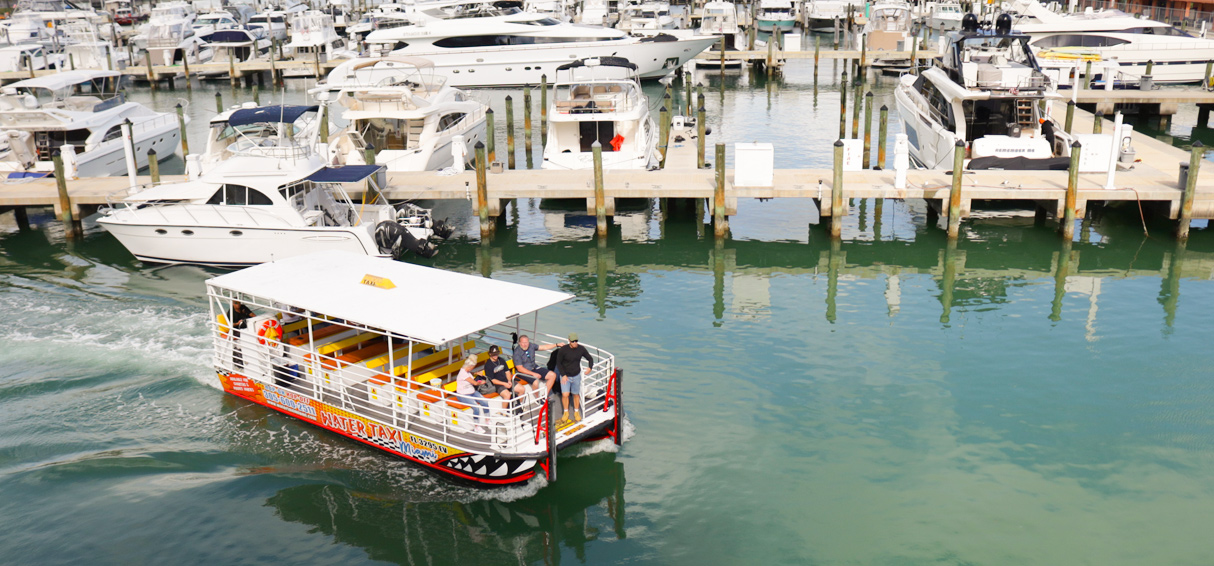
[995,13,1012,34]
[961,13,979,32]
[431,218,454,240]
[375,221,439,260]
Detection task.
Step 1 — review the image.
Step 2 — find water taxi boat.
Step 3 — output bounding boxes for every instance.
[206,250,624,485]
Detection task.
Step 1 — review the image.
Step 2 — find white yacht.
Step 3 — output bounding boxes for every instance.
[139,3,211,66]
[542,57,659,171]
[618,0,676,32]
[360,10,718,87]
[698,0,743,67]
[282,11,354,77]
[204,28,272,79]
[857,2,914,66]
[98,104,452,265]
[927,1,964,31]
[192,11,241,42]
[320,57,489,172]
[0,44,60,73]
[246,11,292,42]
[580,0,610,25]
[1011,0,1214,85]
[756,0,796,32]
[894,18,1076,170]
[806,0,864,32]
[0,71,182,177]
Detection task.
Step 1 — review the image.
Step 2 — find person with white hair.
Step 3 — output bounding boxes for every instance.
[453,355,490,434]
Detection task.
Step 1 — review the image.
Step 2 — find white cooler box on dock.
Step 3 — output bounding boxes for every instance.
[735,143,774,187]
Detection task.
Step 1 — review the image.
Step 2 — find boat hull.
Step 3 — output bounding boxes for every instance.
[387,37,719,87]
[756,18,796,32]
[0,120,181,177]
[96,221,382,265]
[217,370,618,485]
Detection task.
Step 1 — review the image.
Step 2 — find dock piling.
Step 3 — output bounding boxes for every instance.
[1062,141,1082,240]
[697,106,707,168]
[877,104,889,170]
[505,95,516,170]
[851,84,861,139]
[51,151,76,239]
[1177,141,1203,241]
[1083,60,1092,89]
[475,141,490,239]
[176,104,189,158]
[524,85,533,169]
[863,91,873,167]
[1065,100,1075,133]
[659,105,669,167]
[1205,60,1213,89]
[182,56,190,90]
[144,50,156,90]
[814,35,820,83]
[148,149,160,184]
[540,75,548,148]
[215,91,223,113]
[318,103,328,143]
[839,70,848,138]
[253,85,260,106]
[1093,111,1103,134]
[948,139,965,239]
[831,140,844,239]
[714,143,727,238]
[593,141,607,238]
[485,107,496,162]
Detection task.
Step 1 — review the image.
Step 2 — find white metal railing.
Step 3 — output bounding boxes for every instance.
[208,313,615,458]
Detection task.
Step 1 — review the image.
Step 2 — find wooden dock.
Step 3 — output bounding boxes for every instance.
[1,108,1210,240]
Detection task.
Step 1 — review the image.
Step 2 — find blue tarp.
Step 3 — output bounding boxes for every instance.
[227,105,319,127]
[304,165,383,184]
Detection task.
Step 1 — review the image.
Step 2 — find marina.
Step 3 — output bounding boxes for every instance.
[3,0,1214,562]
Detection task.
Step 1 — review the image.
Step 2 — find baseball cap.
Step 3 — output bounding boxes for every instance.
[488,345,500,355]
[568,333,579,342]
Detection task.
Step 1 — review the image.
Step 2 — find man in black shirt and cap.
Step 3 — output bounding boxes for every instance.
[554,333,594,424]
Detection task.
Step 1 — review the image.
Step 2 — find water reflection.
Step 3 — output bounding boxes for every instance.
[264,454,627,565]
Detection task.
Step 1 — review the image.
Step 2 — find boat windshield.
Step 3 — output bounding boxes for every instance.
[959,35,1035,68]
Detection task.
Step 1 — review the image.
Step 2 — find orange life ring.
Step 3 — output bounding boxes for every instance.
[257,318,283,345]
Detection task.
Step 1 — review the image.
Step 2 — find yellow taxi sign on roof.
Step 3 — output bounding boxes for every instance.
[360,274,396,290]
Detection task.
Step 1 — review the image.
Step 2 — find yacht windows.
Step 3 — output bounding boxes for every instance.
[207,184,274,205]
[578,121,616,152]
[1031,34,1130,48]
[101,126,123,143]
[432,35,617,48]
[916,77,955,131]
[437,113,466,131]
[963,99,1033,141]
[356,118,423,150]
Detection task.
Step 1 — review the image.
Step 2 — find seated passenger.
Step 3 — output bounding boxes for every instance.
[513,334,564,397]
[482,345,519,401]
[454,355,489,434]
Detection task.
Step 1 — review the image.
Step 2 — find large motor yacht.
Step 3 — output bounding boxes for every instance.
[98,104,452,265]
[806,0,865,32]
[360,10,718,87]
[0,71,182,177]
[1010,0,1214,85]
[857,2,915,67]
[320,57,488,173]
[894,15,1076,170]
[756,0,796,32]
[542,57,659,171]
[282,10,355,77]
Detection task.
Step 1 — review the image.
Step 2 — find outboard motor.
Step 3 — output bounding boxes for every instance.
[431,218,454,240]
[375,221,439,259]
[961,13,979,32]
[995,13,1012,34]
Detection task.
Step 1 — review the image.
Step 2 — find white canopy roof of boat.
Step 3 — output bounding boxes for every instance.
[206,250,575,345]
[121,180,218,202]
[7,70,121,91]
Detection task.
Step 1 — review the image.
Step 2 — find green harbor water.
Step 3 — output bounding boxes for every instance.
[2,61,1214,565]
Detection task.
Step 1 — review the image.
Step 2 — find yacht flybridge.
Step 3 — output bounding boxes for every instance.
[206,250,623,485]
[98,105,452,265]
[542,57,659,171]
[319,57,489,172]
[360,10,718,86]
[894,15,1076,170]
[0,71,181,177]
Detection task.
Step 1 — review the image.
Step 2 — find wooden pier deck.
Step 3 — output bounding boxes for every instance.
[1,108,1211,238]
